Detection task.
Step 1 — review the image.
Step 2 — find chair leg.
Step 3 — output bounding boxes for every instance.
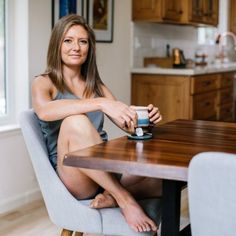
[74,232,83,236]
[61,229,73,236]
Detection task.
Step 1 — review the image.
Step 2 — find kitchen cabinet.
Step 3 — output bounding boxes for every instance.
[132,0,161,22]
[132,0,219,26]
[132,0,183,23]
[131,72,234,124]
[162,0,183,21]
[188,0,219,26]
[229,0,236,34]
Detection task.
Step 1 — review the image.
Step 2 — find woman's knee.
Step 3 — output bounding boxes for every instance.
[60,114,99,138]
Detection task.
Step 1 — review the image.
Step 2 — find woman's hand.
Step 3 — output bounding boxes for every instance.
[147,104,162,125]
[100,99,138,133]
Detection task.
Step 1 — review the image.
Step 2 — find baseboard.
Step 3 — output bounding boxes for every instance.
[0,187,42,214]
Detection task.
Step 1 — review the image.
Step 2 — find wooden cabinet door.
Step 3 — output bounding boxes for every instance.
[230,0,236,34]
[189,0,218,26]
[192,91,218,120]
[132,0,162,21]
[218,103,234,121]
[162,0,183,21]
[189,0,205,23]
[132,74,191,124]
[190,74,220,94]
[203,0,219,26]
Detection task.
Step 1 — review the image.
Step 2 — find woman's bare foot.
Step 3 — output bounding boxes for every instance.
[91,190,157,232]
[90,191,118,208]
[120,199,158,232]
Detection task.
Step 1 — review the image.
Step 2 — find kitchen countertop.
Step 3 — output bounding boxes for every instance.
[131,62,236,75]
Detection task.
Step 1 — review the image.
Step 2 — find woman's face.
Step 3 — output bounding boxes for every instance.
[61,25,89,68]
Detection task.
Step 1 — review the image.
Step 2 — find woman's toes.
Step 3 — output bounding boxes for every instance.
[131,225,139,232]
[137,225,143,232]
[144,222,151,231]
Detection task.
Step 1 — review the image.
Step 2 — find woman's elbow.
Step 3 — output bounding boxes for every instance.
[36,109,50,121]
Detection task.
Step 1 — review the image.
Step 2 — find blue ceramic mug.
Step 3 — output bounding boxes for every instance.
[134,106,150,127]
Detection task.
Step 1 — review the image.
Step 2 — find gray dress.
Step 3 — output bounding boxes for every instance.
[37,91,107,169]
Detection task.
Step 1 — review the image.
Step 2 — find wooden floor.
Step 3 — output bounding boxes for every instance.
[0,199,103,236]
[0,189,189,236]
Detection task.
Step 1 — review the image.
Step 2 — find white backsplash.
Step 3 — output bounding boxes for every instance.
[132,23,219,68]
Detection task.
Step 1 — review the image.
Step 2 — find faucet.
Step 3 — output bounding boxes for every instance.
[215,32,236,62]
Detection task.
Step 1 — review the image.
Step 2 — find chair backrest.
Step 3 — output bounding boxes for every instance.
[19,110,102,232]
[188,152,236,236]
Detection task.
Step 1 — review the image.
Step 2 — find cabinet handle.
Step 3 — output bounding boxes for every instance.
[204,101,211,107]
[225,78,232,83]
[196,9,204,16]
[203,81,212,86]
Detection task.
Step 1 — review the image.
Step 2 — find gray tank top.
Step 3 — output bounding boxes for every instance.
[37,91,107,169]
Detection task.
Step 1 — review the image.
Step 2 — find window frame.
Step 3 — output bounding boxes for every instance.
[0,0,7,124]
[0,0,30,127]
[0,0,15,125]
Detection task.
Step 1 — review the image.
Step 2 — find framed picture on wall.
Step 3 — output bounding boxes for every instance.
[52,0,84,27]
[87,0,114,43]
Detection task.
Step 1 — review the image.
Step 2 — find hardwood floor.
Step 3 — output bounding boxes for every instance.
[0,189,189,236]
[0,200,102,236]
[0,200,61,236]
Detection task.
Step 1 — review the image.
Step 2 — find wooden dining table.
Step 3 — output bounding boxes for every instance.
[63,119,236,236]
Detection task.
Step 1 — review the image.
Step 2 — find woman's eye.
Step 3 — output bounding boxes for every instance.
[64,39,72,43]
[79,39,88,45]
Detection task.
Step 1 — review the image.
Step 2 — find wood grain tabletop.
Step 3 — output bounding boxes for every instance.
[64,119,236,181]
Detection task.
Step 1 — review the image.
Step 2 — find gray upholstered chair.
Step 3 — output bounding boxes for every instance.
[19,109,161,236]
[188,152,236,236]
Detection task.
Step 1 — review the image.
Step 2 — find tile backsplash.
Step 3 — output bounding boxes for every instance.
[132,23,220,68]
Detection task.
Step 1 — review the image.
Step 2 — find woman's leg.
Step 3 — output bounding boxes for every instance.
[56,115,157,232]
[120,174,162,199]
[91,175,162,209]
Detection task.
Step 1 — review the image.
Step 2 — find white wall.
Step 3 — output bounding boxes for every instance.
[0,0,132,213]
[0,129,40,213]
[28,0,51,90]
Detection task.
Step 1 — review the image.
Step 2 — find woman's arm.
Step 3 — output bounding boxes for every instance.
[32,76,137,133]
[32,76,107,121]
[101,85,137,133]
[102,86,162,132]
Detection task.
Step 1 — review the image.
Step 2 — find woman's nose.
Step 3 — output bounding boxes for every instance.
[72,41,80,50]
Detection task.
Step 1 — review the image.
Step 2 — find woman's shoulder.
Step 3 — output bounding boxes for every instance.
[33,74,52,85]
[32,74,55,89]
[32,74,57,95]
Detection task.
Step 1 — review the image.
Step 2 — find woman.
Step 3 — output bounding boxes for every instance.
[32,14,162,233]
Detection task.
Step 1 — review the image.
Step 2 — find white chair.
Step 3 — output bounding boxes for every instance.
[188,152,236,236]
[19,109,161,236]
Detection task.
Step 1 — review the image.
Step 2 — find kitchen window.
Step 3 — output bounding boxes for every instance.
[198,27,217,45]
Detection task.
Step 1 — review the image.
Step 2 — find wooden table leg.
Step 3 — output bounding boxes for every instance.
[61,229,73,236]
[161,180,185,236]
[74,232,83,236]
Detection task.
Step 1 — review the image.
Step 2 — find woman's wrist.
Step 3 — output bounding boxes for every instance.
[96,97,107,112]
